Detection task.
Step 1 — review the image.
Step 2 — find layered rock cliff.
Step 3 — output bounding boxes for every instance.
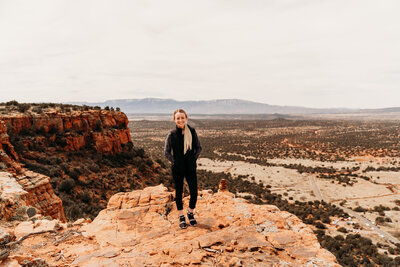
[0,171,65,221]
[0,116,65,222]
[0,104,166,222]
[0,184,339,266]
[0,120,19,171]
[2,109,131,155]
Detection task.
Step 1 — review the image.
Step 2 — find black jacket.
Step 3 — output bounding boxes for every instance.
[164,125,202,172]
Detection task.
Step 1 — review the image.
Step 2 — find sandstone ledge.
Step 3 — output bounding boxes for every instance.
[0,171,65,222]
[76,185,340,266]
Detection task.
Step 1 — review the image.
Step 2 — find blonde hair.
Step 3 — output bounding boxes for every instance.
[173,109,188,120]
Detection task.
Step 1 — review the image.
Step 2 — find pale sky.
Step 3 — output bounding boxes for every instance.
[0,0,399,108]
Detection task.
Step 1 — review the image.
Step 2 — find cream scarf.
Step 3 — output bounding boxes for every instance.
[183,123,192,154]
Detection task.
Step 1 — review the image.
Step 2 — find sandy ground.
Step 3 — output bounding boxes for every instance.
[198,158,316,202]
[367,171,400,185]
[269,156,400,171]
[318,179,393,202]
[197,157,400,245]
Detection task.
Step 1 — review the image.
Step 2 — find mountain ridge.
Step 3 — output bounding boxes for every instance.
[68,98,357,115]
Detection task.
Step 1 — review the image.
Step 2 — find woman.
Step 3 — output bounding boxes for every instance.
[164,109,202,229]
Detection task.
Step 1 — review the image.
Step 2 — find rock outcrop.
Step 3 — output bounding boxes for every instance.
[0,171,65,222]
[83,185,338,266]
[0,184,339,266]
[0,120,20,172]
[2,110,131,155]
[0,117,66,222]
[0,109,135,222]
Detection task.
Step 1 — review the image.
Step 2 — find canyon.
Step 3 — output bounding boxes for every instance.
[0,104,342,265]
[0,106,135,222]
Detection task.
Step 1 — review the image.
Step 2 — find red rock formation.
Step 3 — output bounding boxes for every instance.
[92,129,131,154]
[0,110,134,223]
[1,110,131,155]
[1,115,66,222]
[0,169,66,222]
[0,185,339,266]
[17,171,65,221]
[64,134,87,151]
[79,185,339,266]
[0,120,19,163]
[0,108,141,224]
[1,108,142,223]
[218,178,228,192]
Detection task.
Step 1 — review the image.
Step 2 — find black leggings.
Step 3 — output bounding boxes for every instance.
[173,168,198,211]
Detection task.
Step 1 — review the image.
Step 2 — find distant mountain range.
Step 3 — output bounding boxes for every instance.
[68,98,399,115]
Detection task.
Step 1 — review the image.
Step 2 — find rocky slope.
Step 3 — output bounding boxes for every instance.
[0,120,20,172]
[0,183,339,266]
[0,117,65,222]
[0,104,166,222]
[0,171,65,222]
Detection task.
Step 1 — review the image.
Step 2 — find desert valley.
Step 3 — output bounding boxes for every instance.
[130,117,400,266]
[0,102,399,266]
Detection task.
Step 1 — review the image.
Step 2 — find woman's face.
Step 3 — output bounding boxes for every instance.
[174,112,187,129]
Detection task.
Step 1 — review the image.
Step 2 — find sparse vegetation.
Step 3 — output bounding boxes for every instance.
[129,118,400,266]
[3,108,400,265]
[0,101,122,115]
[4,104,168,221]
[315,231,400,266]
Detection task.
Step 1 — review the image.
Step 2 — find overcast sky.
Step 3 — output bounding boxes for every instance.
[0,0,399,108]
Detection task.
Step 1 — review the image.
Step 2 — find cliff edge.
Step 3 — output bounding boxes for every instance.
[0,107,133,222]
[1,183,339,266]
[0,118,65,221]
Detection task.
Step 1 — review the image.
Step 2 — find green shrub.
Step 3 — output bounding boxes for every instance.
[138,162,147,172]
[88,163,100,172]
[32,106,43,114]
[145,158,153,166]
[69,168,81,180]
[10,215,25,221]
[55,136,68,147]
[6,100,19,106]
[66,205,83,221]
[80,191,91,203]
[26,207,37,218]
[315,222,326,229]
[59,178,75,193]
[18,103,30,113]
[354,206,367,212]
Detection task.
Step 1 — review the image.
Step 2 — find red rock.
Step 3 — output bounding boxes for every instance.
[0,228,15,245]
[0,184,340,266]
[0,109,133,222]
[18,171,65,222]
[218,178,228,192]
[0,171,65,222]
[0,121,18,160]
[1,259,20,267]
[1,110,131,155]
[79,185,340,266]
